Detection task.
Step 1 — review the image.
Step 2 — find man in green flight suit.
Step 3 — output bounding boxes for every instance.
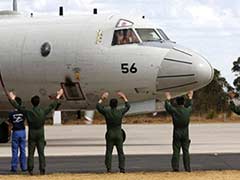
[96,92,130,173]
[165,91,193,172]
[228,91,240,115]
[8,88,64,175]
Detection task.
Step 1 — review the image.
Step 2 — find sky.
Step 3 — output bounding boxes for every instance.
[0,0,239,85]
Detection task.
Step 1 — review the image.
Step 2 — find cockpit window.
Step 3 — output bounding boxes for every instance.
[157,29,170,41]
[112,29,140,46]
[135,28,161,42]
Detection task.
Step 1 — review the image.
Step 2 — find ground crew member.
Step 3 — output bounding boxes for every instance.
[96,92,130,173]
[8,97,27,173]
[8,89,64,175]
[165,91,193,172]
[228,91,240,115]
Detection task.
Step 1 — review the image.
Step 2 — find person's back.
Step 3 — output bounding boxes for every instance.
[96,92,130,173]
[8,97,27,172]
[164,91,193,172]
[8,89,64,175]
[26,106,53,130]
[99,105,129,130]
[168,105,192,129]
[9,110,25,131]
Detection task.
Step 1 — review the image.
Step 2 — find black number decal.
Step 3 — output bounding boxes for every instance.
[121,63,129,73]
[121,63,138,74]
[130,63,137,73]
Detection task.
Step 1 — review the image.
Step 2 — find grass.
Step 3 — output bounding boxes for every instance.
[1,171,240,180]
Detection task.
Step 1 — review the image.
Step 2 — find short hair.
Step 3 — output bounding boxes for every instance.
[31,96,40,107]
[110,98,118,109]
[176,96,185,106]
[15,97,22,106]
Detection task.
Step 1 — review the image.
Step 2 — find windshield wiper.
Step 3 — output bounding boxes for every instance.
[144,39,161,42]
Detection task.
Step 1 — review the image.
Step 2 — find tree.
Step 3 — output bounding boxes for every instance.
[232,57,240,91]
[193,69,232,114]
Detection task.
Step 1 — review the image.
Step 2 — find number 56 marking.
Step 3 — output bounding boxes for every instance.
[121,63,138,74]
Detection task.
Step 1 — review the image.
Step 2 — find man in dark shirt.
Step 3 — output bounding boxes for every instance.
[8,89,64,175]
[8,97,27,172]
[165,91,193,172]
[96,92,130,173]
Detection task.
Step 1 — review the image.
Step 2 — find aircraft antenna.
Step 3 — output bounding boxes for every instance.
[13,0,18,11]
[93,8,97,15]
[59,6,63,16]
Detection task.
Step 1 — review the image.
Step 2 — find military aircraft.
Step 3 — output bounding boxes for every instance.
[0,0,213,123]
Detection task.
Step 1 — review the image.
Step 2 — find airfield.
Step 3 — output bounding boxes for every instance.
[1,123,240,175]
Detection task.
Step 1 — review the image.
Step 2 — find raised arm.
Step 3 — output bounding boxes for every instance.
[96,92,109,115]
[44,88,64,115]
[164,92,177,114]
[8,91,27,113]
[117,92,130,115]
[185,91,193,111]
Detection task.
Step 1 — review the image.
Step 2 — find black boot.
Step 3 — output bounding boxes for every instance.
[107,168,111,173]
[40,169,45,175]
[28,170,33,176]
[173,169,179,172]
[120,168,125,173]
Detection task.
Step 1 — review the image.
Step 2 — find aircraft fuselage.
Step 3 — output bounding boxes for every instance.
[0,15,213,111]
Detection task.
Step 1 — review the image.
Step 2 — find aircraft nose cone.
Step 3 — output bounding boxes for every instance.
[194,54,214,88]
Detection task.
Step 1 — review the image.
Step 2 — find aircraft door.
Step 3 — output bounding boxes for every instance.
[61,80,86,101]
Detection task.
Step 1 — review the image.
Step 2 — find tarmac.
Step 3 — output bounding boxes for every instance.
[0,124,240,174]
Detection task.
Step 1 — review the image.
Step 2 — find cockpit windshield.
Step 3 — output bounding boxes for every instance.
[135,28,161,42]
[157,29,170,41]
[112,29,140,46]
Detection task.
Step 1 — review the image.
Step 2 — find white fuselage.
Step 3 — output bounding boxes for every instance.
[0,14,213,111]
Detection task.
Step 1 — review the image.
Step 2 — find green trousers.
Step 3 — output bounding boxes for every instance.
[28,129,46,171]
[171,129,191,171]
[105,130,125,170]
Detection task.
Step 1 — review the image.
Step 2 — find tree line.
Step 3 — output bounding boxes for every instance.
[192,57,239,116]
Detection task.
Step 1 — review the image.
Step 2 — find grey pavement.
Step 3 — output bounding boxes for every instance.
[1,124,240,174]
[1,154,240,174]
[1,124,240,156]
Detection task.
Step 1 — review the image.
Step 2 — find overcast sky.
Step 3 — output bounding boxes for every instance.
[1,0,239,85]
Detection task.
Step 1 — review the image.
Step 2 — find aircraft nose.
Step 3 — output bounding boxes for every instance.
[156,46,214,95]
[193,53,214,88]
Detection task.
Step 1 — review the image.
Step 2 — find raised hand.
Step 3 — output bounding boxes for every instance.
[117,92,128,102]
[187,91,194,99]
[165,92,171,100]
[56,88,64,99]
[101,92,109,100]
[9,91,16,100]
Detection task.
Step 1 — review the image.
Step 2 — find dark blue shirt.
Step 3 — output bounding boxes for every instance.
[9,110,25,131]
